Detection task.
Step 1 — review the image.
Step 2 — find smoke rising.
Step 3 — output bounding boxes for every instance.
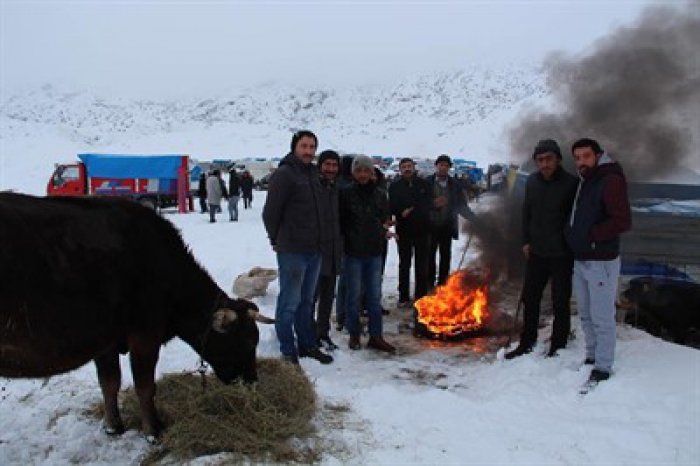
[508,4,700,180]
[465,4,699,283]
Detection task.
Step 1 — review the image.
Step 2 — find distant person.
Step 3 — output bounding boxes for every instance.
[197,173,208,213]
[425,155,477,288]
[206,170,224,223]
[241,171,254,209]
[228,168,241,221]
[505,139,578,360]
[339,155,396,353]
[388,157,431,308]
[313,150,343,350]
[263,130,333,365]
[565,138,631,387]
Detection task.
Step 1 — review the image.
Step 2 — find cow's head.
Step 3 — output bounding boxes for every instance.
[204,297,274,384]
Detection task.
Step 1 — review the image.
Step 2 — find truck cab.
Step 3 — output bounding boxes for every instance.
[48,163,87,196]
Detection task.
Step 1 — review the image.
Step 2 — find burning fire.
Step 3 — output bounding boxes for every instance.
[414,270,489,337]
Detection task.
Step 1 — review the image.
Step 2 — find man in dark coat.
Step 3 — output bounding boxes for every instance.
[565,138,631,387]
[339,155,396,353]
[425,155,477,288]
[388,157,431,307]
[506,139,578,360]
[240,171,254,209]
[262,131,333,365]
[227,168,241,221]
[197,173,208,213]
[313,150,343,350]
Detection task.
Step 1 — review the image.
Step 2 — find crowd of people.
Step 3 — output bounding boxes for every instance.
[209,131,631,390]
[197,169,255,223]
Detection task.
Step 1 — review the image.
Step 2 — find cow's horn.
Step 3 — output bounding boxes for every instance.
[212,309,237,333]
[249,309,275,324]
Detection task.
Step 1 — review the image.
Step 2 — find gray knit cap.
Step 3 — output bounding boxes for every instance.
[352,155,374,172]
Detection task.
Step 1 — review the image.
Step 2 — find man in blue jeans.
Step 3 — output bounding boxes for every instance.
[339,155,396,353]
[565,138,631,387]
[262,130,333,365]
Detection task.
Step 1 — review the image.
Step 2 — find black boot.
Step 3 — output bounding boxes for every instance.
[299,347,333,364]
[505,342,534,360]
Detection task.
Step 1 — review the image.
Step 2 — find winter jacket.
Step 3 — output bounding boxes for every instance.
[339,182,389,258]
[522,166,578,257]
[206,175,224,205]
[388,175,432,238]
[228,173,241,197]
[565,154,631,260]
[318,177,343,276]
[424,174,476,239]
[198,175,207,198]
[262,153,323,253]
[240,176,254,198]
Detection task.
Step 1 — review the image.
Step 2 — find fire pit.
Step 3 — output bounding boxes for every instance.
[413,269,489,339]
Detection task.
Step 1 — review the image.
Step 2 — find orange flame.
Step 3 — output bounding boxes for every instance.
[414,270,489,337]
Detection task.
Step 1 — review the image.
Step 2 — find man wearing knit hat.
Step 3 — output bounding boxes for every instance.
[505,139,578,360]
[313,150,342,350]
[263,130,333,365]
[339,155,397,353]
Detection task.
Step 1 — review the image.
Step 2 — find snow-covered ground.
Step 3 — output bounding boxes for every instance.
[1,191,698,465]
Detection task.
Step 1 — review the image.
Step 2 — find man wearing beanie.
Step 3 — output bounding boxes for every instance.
[339,155,396,353]
[565,138,631,390]
[506,139,578,360]
[426,154,477,289]
[313,150,342,350]
[263,130,333,365]
[388,157,432,308]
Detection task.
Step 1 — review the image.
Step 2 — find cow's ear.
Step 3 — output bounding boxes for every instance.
[212,309,237,333]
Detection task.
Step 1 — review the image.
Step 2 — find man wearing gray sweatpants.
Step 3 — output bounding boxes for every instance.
[565,138,631,386]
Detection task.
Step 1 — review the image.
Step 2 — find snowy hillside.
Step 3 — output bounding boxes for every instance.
[0,64,547,194]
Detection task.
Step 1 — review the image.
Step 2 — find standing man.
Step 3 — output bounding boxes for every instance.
[388,158,432,308]
[227,168,241,221]
[263,131,333,365]
[240,171,254,209]
[565,138,631,386]
[206,169,224,223]
[197,172,208,214]
[426,154,477,288]
[314,150,343,350]
[340,155,396,353]
[505,139,578,359]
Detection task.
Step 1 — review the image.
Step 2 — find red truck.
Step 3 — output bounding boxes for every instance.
[47,153,192,212]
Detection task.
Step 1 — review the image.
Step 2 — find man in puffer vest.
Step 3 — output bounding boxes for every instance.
[565,138,631,387]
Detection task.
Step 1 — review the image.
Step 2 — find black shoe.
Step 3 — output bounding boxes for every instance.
[281,354,299,365]
[546,345,566,358]
[349,335,361,350]
[588,369,611,383]
[318,336,339,351]
[584,358,596,365]
[505,343,534,360]
[299,347,333,364]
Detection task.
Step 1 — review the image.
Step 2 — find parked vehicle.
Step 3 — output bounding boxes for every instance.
[47,153,192,211]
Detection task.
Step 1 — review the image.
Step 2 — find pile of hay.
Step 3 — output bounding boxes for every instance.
[92,359,320,463]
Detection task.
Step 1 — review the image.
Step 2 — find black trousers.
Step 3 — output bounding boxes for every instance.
[520,254,573,349]
[428,225,453,287]
[397,233,430,301]
[314,273,338,339]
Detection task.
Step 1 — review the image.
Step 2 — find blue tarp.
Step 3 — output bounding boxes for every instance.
[78,154,184,179]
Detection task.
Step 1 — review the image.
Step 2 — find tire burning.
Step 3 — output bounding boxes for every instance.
[414,269,489,338]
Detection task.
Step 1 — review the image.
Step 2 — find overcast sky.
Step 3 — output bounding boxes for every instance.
[0,0,683,97]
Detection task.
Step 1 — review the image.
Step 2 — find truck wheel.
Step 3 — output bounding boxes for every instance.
[139,198,157,210]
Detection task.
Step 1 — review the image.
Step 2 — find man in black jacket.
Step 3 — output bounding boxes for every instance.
[339,155,396,353]
[262,130,333,365]
[313,150,343,350]
[389,158,431,307]
[426,155,477,288]
[506,139,579,359]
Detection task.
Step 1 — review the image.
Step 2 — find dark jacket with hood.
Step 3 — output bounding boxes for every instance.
[339,181,389,258]
[228,171,241,197]
[522,166,578,257]
[262,153,324,253]
[424,174,477,239]
[565,153,631,260]
[388,174,432,237]
[318,176,343,275]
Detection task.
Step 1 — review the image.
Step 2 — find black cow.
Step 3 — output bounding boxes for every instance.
[622,276,700,345]
[0,193,273,439]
